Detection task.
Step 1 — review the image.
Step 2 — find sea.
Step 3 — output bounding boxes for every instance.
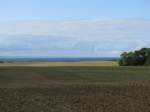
[0,57,119,63]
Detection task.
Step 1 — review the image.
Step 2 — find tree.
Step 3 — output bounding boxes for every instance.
[119,52,128,66]
[119,48,150,66]
[119,52,136,66]
[145,56,150,65]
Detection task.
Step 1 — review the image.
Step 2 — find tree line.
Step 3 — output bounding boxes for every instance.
[119,48,150,66]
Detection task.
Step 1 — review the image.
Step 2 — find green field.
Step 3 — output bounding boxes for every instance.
[0,62,150,112]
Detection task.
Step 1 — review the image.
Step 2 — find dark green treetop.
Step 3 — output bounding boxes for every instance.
[119,48,150,66]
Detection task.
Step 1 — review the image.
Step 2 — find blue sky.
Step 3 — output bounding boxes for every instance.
[0,0,149,57]
[0,0,150,20]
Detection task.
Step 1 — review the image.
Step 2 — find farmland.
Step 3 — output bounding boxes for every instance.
[0,62,150,112]
[0,61,118,67]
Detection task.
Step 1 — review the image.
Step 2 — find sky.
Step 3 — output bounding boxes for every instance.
[0,0,149,57]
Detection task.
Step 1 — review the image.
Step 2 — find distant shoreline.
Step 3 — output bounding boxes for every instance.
[0,57,119,63]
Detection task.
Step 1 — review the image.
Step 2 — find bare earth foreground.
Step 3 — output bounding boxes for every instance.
[0,61,150,112]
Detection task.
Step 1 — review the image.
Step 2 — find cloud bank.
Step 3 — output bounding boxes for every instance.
[0,19,149,57]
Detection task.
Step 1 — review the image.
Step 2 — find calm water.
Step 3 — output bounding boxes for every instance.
[0,57,119,63]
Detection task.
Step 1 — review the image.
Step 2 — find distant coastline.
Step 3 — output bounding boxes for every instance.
[0,57,119,63]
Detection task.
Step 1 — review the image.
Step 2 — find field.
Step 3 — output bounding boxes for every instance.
[0,61,118,67]
[0,62,150,112]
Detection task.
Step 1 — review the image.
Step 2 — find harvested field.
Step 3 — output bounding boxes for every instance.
[0,66,150,112]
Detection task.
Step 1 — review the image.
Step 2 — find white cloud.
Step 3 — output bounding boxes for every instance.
[0,19,149,57]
